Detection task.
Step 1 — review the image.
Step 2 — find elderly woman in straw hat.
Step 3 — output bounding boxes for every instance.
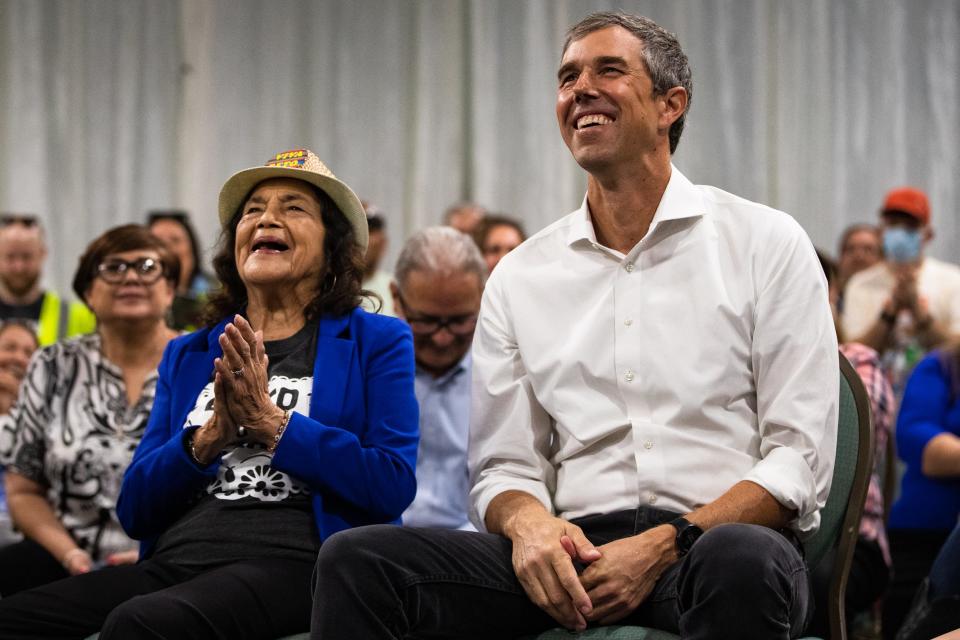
[0,150,419,640]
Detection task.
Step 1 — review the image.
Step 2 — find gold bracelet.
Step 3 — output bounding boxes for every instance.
[267,411,291,454]
[188,430,205,466]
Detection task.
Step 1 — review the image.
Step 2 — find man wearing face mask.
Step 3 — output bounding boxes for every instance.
[841,187,960,387]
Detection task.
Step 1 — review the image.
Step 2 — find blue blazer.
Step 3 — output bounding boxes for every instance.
[116,308,419,558]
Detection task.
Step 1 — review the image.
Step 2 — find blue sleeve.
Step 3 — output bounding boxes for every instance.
[897,354,952,470]
[116,343,220,540]
[270,319,419,521]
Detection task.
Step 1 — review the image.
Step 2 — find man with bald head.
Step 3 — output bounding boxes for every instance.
[0,215,94,345]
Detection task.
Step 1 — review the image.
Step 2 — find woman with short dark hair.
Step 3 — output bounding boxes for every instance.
[147,210,216,330]
[0,150,419,640]
[0,224,179,596]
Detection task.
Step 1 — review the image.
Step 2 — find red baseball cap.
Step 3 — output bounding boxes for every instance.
[882,187,930,225]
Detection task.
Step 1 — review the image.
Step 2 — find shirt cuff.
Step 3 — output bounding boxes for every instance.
[742,446,822,537]
[470,477,554,532]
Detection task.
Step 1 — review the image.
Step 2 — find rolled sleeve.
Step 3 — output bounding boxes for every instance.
[743,446,821,534]
[751,219,839,536]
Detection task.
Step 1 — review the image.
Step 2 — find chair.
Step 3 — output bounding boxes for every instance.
[521,352,874,640]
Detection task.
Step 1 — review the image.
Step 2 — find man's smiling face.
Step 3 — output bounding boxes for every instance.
[556,26,667,172]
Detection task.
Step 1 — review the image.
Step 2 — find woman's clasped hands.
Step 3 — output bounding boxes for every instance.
[192,315,285,463]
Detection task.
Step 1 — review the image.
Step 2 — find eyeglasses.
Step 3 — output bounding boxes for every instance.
[396,292,478,336]
[97,258,165,284]
[0,214,38,227]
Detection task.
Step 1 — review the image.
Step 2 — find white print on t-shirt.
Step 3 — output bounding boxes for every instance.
[182,374,313,502]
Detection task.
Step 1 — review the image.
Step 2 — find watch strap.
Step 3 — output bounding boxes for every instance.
[669,516,704,557]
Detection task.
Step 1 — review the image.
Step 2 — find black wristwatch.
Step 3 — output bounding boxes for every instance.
[669,517,704,557]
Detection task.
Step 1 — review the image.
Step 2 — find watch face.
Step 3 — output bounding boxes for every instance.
[673,519,704,556]
[679,526,702,550]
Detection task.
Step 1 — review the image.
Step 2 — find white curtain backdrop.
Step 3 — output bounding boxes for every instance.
[1,0,958,297]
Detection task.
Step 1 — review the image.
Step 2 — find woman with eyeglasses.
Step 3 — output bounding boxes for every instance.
[0,150,418,640]
[0,224,178,596]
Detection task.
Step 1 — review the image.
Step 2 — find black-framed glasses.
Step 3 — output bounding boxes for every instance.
[396,292,478,336]
[0,214,38,227]
[97,258,165,284]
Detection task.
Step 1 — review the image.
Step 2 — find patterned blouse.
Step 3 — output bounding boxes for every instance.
[0,334,154,559]
[841,342,894,565]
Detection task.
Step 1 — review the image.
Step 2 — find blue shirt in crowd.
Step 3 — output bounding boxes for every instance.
[402,353,475,530]
[890,351,960,531]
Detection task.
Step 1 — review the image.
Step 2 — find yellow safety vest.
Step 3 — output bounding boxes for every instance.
[37,291,96,346]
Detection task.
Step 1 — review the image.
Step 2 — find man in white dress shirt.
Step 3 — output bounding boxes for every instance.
[312,11,838,640]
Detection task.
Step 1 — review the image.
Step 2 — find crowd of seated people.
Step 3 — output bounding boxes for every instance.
[0,11,957,640]
[0,179,954,640]
[0,188,960,638]
[816,186,960,639]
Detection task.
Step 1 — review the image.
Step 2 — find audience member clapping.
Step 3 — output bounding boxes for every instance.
[0,149,418,639]
[0,225,178,596]
[473,214,526,273]
[841,188,960,390]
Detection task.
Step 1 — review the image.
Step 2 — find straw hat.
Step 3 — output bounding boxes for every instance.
[218,149,368,251]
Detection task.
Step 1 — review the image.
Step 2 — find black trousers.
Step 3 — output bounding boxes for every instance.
[311,507,811,640]
[883,529,950,640]
[0,556,314,640]
[0,538,70,596]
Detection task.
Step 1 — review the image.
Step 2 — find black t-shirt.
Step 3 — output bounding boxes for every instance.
[0,294,44,327]
[153,319,320,568]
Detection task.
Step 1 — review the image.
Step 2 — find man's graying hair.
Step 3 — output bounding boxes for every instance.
[563,11,693,154]
[395,226,488,290]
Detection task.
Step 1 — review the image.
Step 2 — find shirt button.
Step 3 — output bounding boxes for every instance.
[625,263,635,272]
[648,494,658,504]
[644,441,653,449]
[624,318,633,326]
[625,370,635,382]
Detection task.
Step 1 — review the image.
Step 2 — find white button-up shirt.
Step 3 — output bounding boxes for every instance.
[469,167,838,536]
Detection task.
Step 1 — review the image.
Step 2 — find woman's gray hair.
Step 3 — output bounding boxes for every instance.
[395,226,488,290]
[562,11,692,154]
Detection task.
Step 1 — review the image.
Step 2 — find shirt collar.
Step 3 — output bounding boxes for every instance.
[566,164,708,248]
[417,351,472,385]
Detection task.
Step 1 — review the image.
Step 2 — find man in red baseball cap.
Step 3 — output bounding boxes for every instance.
[841,186,960,384]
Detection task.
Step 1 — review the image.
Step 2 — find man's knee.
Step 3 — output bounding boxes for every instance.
[315,525,408,587]
[677,524,809,636]
[681,523,807,601]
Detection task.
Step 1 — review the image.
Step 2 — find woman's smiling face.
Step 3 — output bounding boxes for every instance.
[234,178,327,292]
